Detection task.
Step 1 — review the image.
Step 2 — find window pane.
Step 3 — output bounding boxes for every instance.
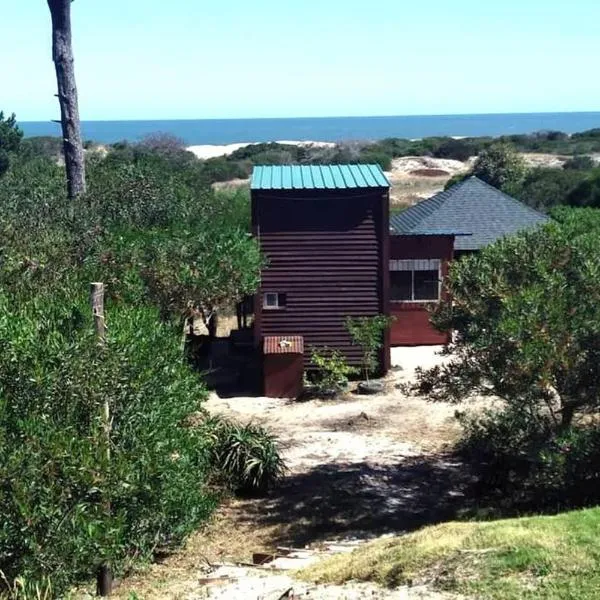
[264,293,278,307]
[414,270,439,300]
[390,271,412,301]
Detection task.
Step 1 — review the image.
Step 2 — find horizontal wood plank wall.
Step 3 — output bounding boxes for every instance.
[389,235,454,346]
[253,189,389,368]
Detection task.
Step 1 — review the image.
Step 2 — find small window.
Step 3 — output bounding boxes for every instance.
[390,259,441,302]
[263,292,286,309]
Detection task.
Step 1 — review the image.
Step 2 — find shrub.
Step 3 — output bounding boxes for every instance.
[516,167,586,210]
[563,155,595,171]
[357,150,392,171]
[433,138,474,162]
[205,417,286,495]
[0,294,215,594]
[309,347,357,395]
[472,142,527,194]
[345,315,394,382]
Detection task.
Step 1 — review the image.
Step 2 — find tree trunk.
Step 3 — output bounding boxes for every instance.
[561,402,577,430]
[47,0,86,199]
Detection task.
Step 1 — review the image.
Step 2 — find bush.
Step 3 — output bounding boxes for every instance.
[516,167,586,210]
[0,295,215,594]
[346,315,394,382]
[433,138,475,162]
[563,155,595,171]
[357,150,392,171]
[309,347,357,395]
[205,417,286,496]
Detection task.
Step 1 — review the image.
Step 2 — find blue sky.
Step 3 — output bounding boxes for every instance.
[4,0,600,121]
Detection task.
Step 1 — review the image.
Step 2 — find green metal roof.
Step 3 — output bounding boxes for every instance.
[251,164,390,190]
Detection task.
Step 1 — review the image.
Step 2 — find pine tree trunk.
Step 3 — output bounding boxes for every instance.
[47,0,86,199]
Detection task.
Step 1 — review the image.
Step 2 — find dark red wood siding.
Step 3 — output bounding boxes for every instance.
[253,189,390,370]
[389,235,454,346]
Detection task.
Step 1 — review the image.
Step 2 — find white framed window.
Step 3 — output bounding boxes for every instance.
[263,292,287,309]
[390,259,441,302]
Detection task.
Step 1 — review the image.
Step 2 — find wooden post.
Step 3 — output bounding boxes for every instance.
[91,283,113,597]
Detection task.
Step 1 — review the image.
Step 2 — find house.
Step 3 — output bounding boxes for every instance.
[250,168,549,396]
[388,176,549,345]
[251,164,391,384]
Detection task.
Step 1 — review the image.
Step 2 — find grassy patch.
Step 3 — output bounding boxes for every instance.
[299,507,600,599]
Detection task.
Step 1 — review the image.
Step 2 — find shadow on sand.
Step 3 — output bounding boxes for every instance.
[235,453,482,547]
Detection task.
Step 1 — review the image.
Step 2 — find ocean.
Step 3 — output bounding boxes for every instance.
[19,112,600,145]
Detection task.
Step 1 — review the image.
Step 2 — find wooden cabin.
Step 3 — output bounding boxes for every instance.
[389,176,549,345]
[251,164,391,379]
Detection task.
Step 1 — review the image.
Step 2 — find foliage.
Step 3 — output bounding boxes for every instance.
[563,155,595,170]
[565,168,600,208]
[309,347,357,394]
[0,295,215,594]
[345,315,393,382]
[417,209,600,431]
[300,506,600,599]
[0,112,23,176]
[516,167,587,211]
[0,116,267,594]
[204,417,286,495]
[433,138,477,162]
[19,136,64,161]
[471,142,527,194]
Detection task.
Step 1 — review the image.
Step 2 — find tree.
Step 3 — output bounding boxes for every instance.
[0,111,23,176]
[47,0,86,198]
[415,208,600,431]
[516,167,586,211]
[472,143,527,194]
[346,315,393,382]
[566,169,600,208]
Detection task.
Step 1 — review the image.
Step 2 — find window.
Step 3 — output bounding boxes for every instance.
[263,292,286,309]
[390,259,441,302]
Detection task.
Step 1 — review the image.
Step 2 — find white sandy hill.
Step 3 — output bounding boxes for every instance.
[186,140,335,160]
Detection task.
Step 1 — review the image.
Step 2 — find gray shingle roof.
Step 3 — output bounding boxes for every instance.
[389,176,549,250]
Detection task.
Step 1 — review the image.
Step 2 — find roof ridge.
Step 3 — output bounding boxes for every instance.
[470,175,547,219]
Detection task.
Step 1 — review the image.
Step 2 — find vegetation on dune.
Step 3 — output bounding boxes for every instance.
[0,113,283,596]
[301,507,600,599]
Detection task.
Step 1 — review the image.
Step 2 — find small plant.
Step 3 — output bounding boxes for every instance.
[309,347,357,395]
[345,315,394,382]
[205,417,286,496]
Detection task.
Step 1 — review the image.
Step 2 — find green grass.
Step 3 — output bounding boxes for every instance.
[299,507,600,599]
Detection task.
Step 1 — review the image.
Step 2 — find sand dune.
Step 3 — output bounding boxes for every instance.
[187,140,335,160]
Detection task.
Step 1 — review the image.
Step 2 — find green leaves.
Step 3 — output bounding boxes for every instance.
[346,315,394,382]
[420,208,600,430]
[204,416,286,496]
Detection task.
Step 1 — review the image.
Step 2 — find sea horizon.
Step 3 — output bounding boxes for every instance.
[19,111,600,146]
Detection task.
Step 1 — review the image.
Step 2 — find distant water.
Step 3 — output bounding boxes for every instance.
[20,112,600,145]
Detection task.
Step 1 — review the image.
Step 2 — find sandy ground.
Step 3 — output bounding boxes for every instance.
[114,347,471,599]
[385,156,474,207]
[187,140,335,160]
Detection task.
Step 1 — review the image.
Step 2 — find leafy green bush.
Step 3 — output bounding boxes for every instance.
[433,138,476,162]
[535,428,600,504]
[357,150,392,171]
[0,294,215,594]
[346,315,393,381]
[309,347,357,394]
[516,167,587,210]
[205,417,286,496]
[563,155,595,171]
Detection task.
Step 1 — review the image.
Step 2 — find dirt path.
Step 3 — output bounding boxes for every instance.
[115,348,473,599]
